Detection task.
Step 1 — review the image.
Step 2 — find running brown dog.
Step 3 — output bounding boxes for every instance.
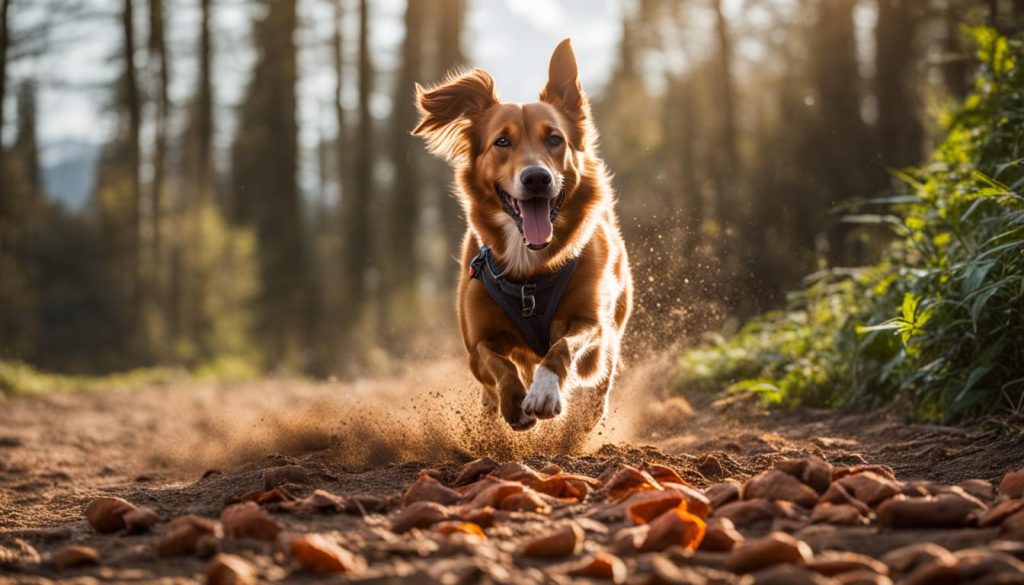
[413,39,633,432]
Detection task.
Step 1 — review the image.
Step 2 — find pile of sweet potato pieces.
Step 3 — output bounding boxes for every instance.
[65,457,1024,583]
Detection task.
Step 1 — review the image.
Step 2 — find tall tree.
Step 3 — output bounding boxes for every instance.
[876,0,924,168]
[148,0,169,298]
[231,0,304,368]
[385,0,426,335]
[0,81,42,359]
[339,0,373,340]
[709,0,739,231]
[0,0,10,179]
[172,0,215,349]
[121,0,145,353]
[433,0,467,257]
[810,0,876,263]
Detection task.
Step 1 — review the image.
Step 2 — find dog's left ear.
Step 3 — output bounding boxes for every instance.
[540,39,592,148]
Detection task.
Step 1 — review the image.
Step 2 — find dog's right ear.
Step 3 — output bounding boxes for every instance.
[412,68,499,163]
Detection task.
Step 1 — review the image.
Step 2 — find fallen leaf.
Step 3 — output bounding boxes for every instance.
[290,534,361,574]
[879,543,955,576]
[832,464,896,482]
[461,506,496,529]
[662,482,712,518]
[568,552,627,583]
[85,497,137,534]
[698,517,744,552]
[744,469,820,508]
[825,472,901,507]
[605,465,663,503]
[876,493,985,528]
[262,465,309,489]
[626,490,684,525]
[808,550,890,576]
[499,489,552,514]
[460,480,523,510]
[433,521,486,539]
[452,457,500,486]
[403,470,463,506]
[809,503,867,526]
[711,498,777,527]
[490,462,546,484]
[221,502,282,541]
[703,481,741,508]
[51,546,99,569]
[205,553,257,585]
[979,497,1024,527]
[641,462,691,486]
[724,531,813,574]
[999,468,1024,498]
[639,505,705,552]
[774,456,833,494]
[520,523,585,558]
[530,473,600,500]
[123,506,159,534]
[391,501,451,533]
[156,515,221,558]
[282,489,346,515]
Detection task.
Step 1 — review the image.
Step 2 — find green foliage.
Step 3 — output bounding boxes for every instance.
[676,29,1024,422]
[0,360,184,397]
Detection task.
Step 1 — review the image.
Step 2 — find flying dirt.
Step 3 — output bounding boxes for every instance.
[3,348,1024,583]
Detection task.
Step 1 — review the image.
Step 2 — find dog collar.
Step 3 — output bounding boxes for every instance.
[468,244,579,357]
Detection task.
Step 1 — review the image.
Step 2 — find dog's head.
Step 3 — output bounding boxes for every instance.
[413,40,603,262]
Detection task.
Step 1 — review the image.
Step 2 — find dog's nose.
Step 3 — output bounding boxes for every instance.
[520,166,553,195]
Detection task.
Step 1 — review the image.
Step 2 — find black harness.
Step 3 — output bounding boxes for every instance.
[469,244,579,357]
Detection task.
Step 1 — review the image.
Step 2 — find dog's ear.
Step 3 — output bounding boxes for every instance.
[540,39,592,149]
[412,68,499,163]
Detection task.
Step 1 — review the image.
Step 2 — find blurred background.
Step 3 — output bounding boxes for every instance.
[1,0,1021,378]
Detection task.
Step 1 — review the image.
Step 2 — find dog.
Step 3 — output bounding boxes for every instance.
[413,39,632,433]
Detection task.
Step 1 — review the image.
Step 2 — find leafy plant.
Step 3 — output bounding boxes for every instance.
[676,29,1024,422]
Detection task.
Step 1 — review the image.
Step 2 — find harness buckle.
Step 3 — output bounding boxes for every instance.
[521,284,537,317]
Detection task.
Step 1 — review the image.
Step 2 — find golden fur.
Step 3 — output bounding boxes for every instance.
[413,39,633,432]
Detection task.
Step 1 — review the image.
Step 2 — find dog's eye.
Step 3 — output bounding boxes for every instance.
[494,136,512,148]
[546,134,564,148]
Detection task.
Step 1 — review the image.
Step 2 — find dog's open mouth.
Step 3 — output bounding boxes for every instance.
[496,183,564,250]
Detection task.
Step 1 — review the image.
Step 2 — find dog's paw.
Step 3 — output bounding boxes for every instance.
[507,410,537,431]
[523,366,562,419]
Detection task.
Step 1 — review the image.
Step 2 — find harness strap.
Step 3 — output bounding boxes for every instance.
[469,245,579,357]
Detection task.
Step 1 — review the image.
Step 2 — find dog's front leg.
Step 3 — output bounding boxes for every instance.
[523,319,602,419]
[470,339,536,431]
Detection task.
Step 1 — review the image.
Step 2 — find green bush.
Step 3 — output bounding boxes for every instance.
[676,29,1024,422]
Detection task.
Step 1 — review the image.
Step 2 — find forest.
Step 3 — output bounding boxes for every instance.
[1,0,1023,406]
[6,2,1024,583]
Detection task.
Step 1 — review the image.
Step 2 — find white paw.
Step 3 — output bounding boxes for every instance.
[523,366,562,419]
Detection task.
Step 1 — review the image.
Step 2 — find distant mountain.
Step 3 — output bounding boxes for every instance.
[41,140,99,212]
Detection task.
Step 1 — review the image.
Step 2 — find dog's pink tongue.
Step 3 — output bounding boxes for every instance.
[519,198,552,247]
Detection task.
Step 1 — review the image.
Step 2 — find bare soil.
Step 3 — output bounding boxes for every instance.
[2,356,1023,583]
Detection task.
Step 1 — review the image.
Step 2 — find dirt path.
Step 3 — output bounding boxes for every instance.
[2,357,1024,583]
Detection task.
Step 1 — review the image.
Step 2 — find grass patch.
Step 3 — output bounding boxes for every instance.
[0,357,259,398]
[676,29,1024,423]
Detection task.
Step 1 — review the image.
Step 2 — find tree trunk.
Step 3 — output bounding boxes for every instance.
[943,3,969,99]
[149,0,169,345]
[339,0,373,340]
[876,0,923,169]
[122,0,145,355]
[385,0,425,340]
[0,0,10,179]
[710,0,738,229]
[230,0,303,368]
[435,0,467,259]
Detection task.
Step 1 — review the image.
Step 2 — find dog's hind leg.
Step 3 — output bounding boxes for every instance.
[471,340,536,431]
